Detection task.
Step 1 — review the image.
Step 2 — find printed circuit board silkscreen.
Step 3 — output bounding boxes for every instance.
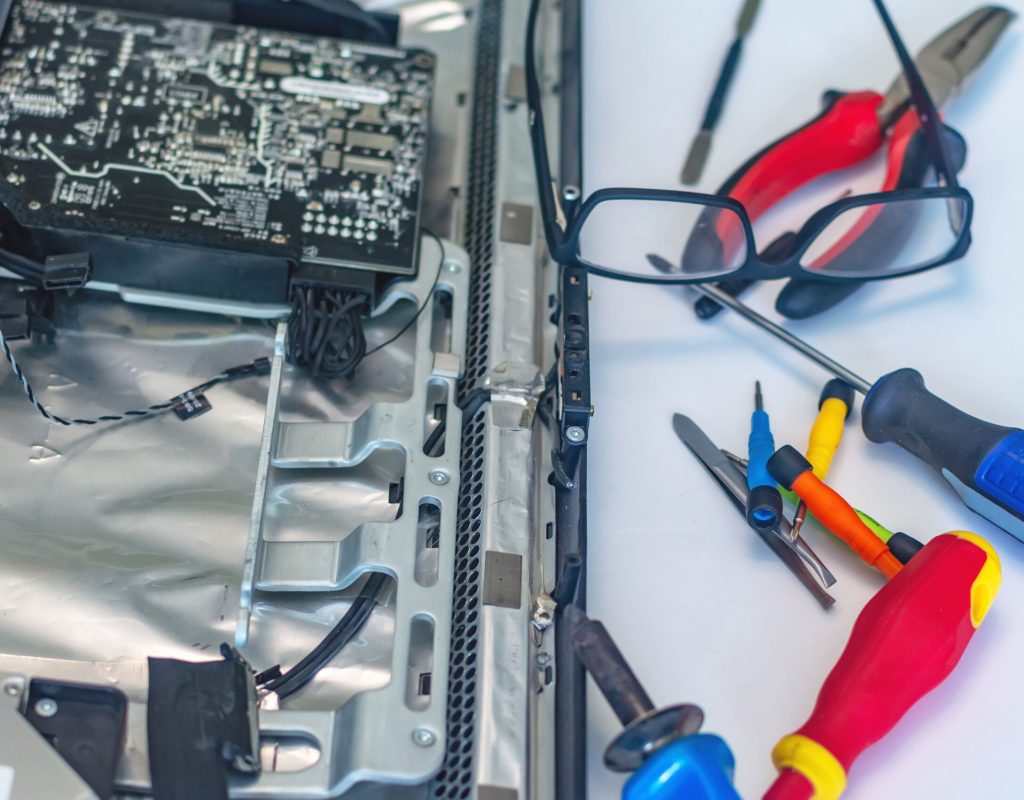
[0,0,435,299]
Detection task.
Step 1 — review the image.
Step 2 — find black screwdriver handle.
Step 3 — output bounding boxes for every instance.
[862,369,1011,482]
[862,368,1024,539]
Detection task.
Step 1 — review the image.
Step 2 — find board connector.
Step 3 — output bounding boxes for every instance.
[41,253,92,292]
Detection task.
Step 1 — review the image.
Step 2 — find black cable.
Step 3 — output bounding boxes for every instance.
[364,229,445,357]
[292,0,390,43]
[285,229,445,379]
[423,418,446,456]
[0,248,45,285]
[286,284,368,380]
[0,323,270,426]
[261,572,388,699]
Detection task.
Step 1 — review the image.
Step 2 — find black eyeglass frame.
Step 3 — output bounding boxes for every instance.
[526,0,974,285]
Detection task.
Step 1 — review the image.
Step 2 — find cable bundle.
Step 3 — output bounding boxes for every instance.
[286,285,369,381]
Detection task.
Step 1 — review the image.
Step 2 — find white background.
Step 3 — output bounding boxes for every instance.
[581,1,1024,798]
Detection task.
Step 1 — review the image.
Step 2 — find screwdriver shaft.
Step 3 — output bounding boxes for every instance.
[694,285,873,394]
[789,501,809,543]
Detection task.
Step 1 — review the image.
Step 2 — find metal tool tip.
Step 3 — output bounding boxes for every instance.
[754,380,763,409]
[680,129,712,185]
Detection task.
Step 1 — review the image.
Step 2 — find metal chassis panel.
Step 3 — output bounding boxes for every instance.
[235,235,470,797]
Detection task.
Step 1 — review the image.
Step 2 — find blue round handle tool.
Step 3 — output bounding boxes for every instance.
[746,381,782,531]
[622,734,741,800]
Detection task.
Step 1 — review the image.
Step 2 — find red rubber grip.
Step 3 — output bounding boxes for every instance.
[804,109,921,270]
[728,91,886,222]
[766,534,991,799]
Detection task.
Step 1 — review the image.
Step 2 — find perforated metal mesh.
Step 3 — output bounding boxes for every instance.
[431,407,487,799]
[431,0,503,796]
[456,0,502,404]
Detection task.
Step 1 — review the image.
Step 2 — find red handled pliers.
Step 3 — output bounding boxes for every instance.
[695,5,1015,320]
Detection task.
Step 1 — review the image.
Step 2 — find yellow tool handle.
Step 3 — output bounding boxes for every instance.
[805,397,848,479]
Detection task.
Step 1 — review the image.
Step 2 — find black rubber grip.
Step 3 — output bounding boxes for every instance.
[775,124,968,320]
[766,445,811,490]
[887,531,924,565]
[694,278,755,319]
[745,484,783,531]
[861,369,1014,486]
[694,232,797,319]
[701,38,743,130]
[819,378,855,417]
[775,280,863,320]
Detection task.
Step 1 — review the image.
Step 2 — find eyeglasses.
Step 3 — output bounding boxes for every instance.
[526,0,973,285]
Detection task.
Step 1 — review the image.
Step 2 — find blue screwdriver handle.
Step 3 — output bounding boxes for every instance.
[862,368,1024,541]
[748,408,775,489]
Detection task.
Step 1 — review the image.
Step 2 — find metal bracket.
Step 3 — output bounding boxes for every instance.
[554,265,591,488]
[232,236,470,797]
[0,674,99,800]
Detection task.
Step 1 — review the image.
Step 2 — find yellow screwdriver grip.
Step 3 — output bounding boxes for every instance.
[805,397,848,479]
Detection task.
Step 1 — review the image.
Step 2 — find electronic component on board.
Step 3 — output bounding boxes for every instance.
[0,0,435,304]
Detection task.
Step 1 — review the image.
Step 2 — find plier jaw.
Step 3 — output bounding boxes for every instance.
[878,5,1017,123]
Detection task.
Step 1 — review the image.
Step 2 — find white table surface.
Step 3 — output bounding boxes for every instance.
[580,1,1024,798]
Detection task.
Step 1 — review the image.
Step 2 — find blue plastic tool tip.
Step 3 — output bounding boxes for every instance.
[752,508,776,524]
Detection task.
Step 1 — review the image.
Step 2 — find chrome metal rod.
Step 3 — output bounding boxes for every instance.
[694,285,873,395]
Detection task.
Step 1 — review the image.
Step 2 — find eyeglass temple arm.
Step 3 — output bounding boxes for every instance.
[871,0,958,187]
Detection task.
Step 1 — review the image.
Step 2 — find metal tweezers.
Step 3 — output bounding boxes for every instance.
[673,413,836,609]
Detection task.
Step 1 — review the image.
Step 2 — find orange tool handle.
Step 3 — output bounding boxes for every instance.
[765,532,1001,800]
[791,472,902,579]
[769,446,902,579]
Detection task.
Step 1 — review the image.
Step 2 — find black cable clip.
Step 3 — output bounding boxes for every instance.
[225,357,272,379]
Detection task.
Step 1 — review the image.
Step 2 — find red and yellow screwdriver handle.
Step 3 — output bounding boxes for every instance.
[764,531,1001,800]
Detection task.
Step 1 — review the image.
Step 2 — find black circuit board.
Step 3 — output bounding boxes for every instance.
[0,0,435,276]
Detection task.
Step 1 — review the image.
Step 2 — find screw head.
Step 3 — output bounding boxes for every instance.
[536,652,553,667]
[34,698,58,718]
[444,260,461,274]
[562,185,581,202]
[429,469,450,486]
[565,426,586,444]
[412,727,436,747]
[3,680,22,697]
